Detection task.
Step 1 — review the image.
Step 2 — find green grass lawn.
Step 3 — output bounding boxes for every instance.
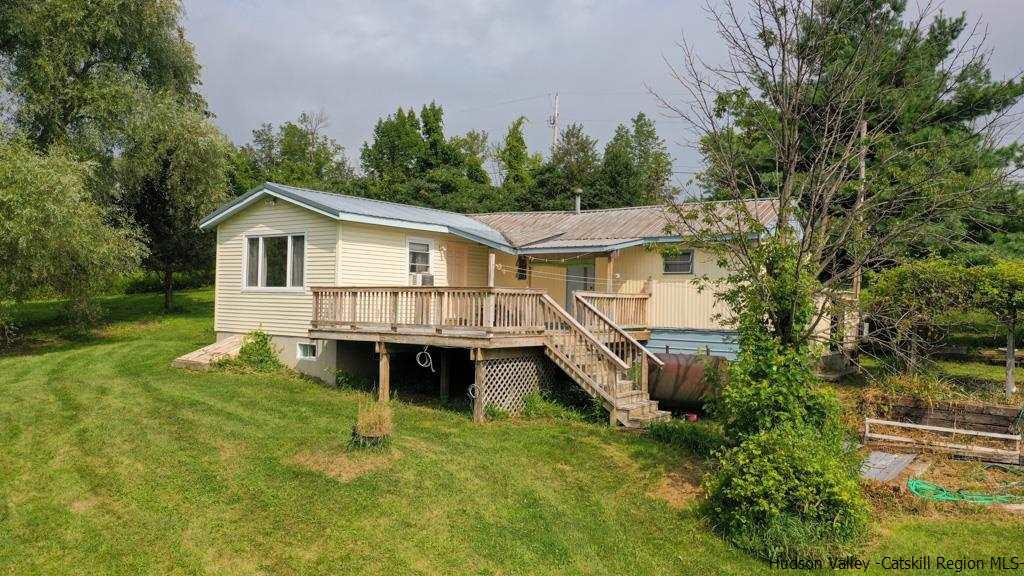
[1,290,1022,575]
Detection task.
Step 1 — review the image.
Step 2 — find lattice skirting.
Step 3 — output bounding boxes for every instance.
[478,351,557,415]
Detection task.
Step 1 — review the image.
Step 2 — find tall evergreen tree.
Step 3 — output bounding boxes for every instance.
[697,1,1024,260]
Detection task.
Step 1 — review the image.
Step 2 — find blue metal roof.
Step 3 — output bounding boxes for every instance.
[199,182,514,252]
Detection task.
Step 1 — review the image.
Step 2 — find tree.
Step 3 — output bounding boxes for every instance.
[657,0,1022,348]
[975,261,1024,396]
[360,107,425,185]
[0,138,143,336]
[630,112,673,202]
[593,114,673,208]
[862,259,975,372]
[527,123,601,210]
[689,1,1024,262]
[0,0,201,150]
[495,116,542,204]
[596,125,641,208]
[116,93,231,310]
[231,111,354,195]
[358,103,494,210]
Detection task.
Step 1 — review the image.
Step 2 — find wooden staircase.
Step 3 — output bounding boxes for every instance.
[538,294,669,428]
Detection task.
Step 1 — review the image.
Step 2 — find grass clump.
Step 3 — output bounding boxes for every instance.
[647,420,725,458]
[703,424,868,562]
[220,330,282,372]
[484,404,509,421]
[351,402,393,449]
[522,390,582,421]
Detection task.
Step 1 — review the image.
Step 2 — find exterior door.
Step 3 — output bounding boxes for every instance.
[564,264,595,315]
[446,243,468,286]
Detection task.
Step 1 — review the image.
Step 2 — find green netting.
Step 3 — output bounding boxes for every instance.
[907,478,1023,505]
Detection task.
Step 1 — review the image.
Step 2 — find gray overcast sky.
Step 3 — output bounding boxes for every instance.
[182,0,1023,184]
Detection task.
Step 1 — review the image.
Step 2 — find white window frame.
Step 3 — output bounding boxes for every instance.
[406,236,434,279]
[296,341,318,360]
[242,233,307,293]
[662,250,695,275]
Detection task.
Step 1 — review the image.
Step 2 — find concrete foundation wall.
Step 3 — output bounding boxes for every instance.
[217,331,338,383]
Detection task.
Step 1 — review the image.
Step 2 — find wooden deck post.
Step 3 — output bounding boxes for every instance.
[376,342,390,402]
[606,250,617,293]
[473,348,486,423]
[438,348,449,402]
[485,252,496,329]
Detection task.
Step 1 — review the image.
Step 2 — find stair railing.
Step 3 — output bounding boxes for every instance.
[574,292,665,386]
[538,293,630,402]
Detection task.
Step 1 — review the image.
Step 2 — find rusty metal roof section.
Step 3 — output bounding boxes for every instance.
[470,198,778,253]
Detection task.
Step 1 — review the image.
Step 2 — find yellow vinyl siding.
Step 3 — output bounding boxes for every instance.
[612,245,732,329]
[214,201,337,337]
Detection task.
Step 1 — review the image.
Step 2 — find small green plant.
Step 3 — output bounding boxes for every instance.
[647,420,725,458]
[522,390,582,421]
[351,402,393,450]
[220,330,282,372]
[484,404,509,421]
[703,424,868,562]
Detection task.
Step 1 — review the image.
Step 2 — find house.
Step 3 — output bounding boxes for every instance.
[195,182,778,427]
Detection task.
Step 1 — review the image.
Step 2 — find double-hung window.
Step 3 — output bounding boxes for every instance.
[245,234,305,289]
[408,241,431,274]
[662,250,694,275]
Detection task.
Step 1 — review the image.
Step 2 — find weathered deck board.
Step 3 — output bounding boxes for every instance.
[172,335,243,370]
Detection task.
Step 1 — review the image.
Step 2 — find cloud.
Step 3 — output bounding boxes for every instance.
[183,0,1023,184]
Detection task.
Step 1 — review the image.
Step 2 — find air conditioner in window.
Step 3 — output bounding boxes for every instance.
[409,273,434,286]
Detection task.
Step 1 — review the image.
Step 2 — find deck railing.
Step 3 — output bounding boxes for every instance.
[311,287,547,334]
[573,293,664,390]
[573,291,649,329]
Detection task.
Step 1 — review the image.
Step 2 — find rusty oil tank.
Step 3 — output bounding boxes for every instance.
[646,352,726,409]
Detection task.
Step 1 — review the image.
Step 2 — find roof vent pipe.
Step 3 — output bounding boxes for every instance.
[574,188,582,214]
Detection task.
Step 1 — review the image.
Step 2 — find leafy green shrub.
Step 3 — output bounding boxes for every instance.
[118,269,214,294]
[647,419,725,458]
[221,330,282,372]
[712,336,841,445]
[703,425,868,562]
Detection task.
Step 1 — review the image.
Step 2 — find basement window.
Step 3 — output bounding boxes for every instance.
[662,250,694,275]
[297,342,318,360]
[245,234,305,289]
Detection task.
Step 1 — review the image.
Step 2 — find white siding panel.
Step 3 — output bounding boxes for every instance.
[215,201,337,337]
[338,222,454,286]
[613,245,733,330]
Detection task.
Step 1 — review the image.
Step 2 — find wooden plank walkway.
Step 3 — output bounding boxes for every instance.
[172,335,243,370]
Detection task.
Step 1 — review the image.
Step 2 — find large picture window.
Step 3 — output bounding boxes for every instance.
[662,250,694,274]
[245,234,305,289]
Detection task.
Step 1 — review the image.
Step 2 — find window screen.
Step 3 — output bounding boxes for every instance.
[409,241,430,273]
[662,250,694,274]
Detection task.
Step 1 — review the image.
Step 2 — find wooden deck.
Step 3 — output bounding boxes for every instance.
[310,286,650,345]
[310,286,667,427]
